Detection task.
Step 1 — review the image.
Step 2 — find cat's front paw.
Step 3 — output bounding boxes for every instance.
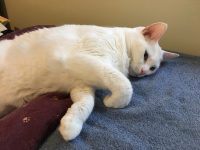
[103,91,132,108]
[59,115,83,141]
[103,80,133,108]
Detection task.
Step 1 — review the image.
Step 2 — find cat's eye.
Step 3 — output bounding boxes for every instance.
[144,50,148,61]
[150,66,156,71]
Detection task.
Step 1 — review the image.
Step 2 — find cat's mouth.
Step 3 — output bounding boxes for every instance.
[128,71,146,78]
[129,68,146,78]
[131,74,146,78]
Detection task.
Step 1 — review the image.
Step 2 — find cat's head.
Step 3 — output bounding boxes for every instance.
[127,22,179,77]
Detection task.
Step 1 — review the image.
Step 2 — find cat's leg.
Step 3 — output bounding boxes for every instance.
[59,85,94,141]
[66,55,133,108]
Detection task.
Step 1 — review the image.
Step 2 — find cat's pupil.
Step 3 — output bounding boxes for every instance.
[144,50,148,61]
[150,66,156,71]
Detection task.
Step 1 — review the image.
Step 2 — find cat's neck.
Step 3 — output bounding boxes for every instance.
[123,28,138,59]
[107,27,130,76]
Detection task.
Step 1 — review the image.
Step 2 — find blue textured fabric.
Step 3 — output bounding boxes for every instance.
[40,55,200,150]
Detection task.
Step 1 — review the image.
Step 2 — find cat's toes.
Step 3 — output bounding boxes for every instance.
[103,95,131,108]
[59,116,83,141]
[104,85,133,108]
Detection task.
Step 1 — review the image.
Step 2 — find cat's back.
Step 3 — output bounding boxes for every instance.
[1,24,111,53]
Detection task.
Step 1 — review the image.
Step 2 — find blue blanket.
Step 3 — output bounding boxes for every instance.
[40,55,200,150]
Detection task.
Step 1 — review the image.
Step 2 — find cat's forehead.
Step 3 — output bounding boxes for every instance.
[140,35,162,56]
[131,27,163,60]
[135,36,160,54]
[148,43,163,61]
[146,42,160,53]
[140,40,162,64]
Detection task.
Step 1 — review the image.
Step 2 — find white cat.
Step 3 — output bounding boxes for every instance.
[0,22,178,140]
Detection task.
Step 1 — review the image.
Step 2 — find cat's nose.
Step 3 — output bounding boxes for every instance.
[140,68,145,75]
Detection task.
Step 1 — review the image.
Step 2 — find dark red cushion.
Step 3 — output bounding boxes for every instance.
[0,93,72,150]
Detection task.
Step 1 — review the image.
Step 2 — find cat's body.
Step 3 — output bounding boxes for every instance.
[0,23,178,140]
[0,25,131,111]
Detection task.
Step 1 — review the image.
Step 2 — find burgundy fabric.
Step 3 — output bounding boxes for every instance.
[0,93,72,150]
[0,26,72,150]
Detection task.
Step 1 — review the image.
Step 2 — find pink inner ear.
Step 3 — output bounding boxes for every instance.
[143,22,168,41]
[162,51,179,61]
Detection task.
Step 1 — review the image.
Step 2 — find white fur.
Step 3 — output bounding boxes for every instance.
[0,24,174,140]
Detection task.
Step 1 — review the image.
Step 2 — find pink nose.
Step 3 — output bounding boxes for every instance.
[140,69,145,75]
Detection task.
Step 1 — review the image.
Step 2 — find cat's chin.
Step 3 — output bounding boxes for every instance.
[129,74,145,78]
[135,75,145,78]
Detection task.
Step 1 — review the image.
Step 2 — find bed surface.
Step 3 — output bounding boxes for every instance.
[40,55,200,150]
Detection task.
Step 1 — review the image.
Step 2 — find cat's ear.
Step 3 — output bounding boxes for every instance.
[162,50,179,61]
[142,22,168,42]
